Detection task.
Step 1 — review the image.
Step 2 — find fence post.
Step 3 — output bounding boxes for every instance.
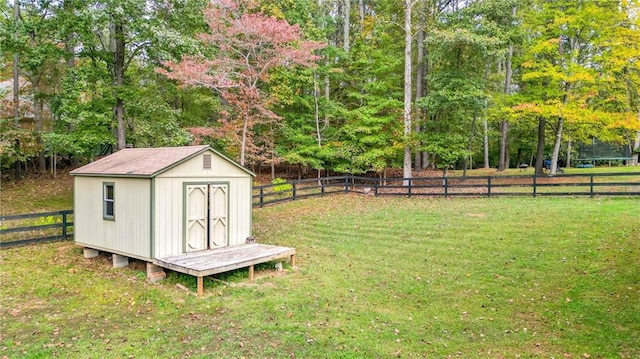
[408,178,412,197]
[292,182,297,201]
[444,178,449,198]
[344,176,349,193]
[590,174,594,198]
[374,178,378,196]
[321,178,325,196]
[62,211,68,239]
[533,174,537,198]
[260,187,264,208]
[487,177,491,198]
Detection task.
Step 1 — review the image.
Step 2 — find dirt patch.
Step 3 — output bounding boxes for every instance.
[467,213,486,218]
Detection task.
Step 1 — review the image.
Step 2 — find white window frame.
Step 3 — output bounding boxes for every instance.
[103,182,115,221]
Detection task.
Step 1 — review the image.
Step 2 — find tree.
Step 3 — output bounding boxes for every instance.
[1,1,68,172]
[403,0,413,184]
[498,6,517,172]
[327,0,404,175]
[158,0,324,166]
[597,0,640,165]
[518,0,640,174]
[418,0,508,172]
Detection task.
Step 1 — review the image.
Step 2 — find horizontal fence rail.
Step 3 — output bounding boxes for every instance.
[0,210,74,248]
[253,172,640,206]
[2,172,639,248]
[253,176,349,207]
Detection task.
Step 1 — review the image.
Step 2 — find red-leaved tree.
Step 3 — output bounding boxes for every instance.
[157,0,324,166]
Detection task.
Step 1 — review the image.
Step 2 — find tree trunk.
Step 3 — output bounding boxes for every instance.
[550,117,563,175]
[631,111,640,166]
[271,160,275,180]
[631,128,639,166]
[324,58,330,127]
[498,44,514,172]
[28,25,46,173]
[566,139,572,168]
[414,20,425,171]
[535,118,546,175]
[343,0,350,52]
[505,141,510,169]
[64,0,75,68]
[35,94,46,173]
[483,119,490,168]
[112,21,126,150]
[358,0,365,32]
[498,7,516,171]
[422,152,430,169]
[498,121,509,171]
[314,70,322,147]
[463,110,478,176]
[515,147,522,168]
[402,0,412,185]
[13,0,21,179]
[115,98,125,150]
[64,0,77,168]
[240,114,248,166]
[13,1,20,124]
[317,0,331,128]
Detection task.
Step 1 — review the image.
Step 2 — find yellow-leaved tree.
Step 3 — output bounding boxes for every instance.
[518,0,640,174]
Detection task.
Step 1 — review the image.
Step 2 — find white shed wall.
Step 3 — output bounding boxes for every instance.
[161,152,248,178]
[74,177,151,260]
[153,153,253,258]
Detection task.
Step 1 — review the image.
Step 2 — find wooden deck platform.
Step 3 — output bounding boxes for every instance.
[153,243,296,295]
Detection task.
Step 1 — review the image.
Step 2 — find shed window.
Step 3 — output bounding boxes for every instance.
[203,154,212,169]
[103,183,115,220]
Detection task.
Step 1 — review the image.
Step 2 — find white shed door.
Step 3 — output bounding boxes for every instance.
[209,185,228,249]
[185,184,228,252]
[186,185,208,252]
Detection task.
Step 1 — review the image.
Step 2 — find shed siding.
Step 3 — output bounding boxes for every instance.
[74,177,151,260]
[74,148,253,261]
[153,176,252,258]
[160,152,247,178]
[153,153,252,258]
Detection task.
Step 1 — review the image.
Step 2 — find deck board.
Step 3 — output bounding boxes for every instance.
[153,243,296,278]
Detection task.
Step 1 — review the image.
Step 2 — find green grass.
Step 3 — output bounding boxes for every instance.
[1,195,638,358]
[0,172,74,215]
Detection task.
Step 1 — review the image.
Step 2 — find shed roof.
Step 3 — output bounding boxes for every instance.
[70,145,255,177]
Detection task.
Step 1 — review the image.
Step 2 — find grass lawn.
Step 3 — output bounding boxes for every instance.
[1,195,638,358]
[0,171,74,215]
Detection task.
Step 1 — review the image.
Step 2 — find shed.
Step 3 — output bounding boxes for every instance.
[71,145,295,294]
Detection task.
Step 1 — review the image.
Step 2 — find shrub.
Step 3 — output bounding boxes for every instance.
[271,178,293,197]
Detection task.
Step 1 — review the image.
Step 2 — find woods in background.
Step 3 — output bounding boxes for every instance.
[1,0,639,178]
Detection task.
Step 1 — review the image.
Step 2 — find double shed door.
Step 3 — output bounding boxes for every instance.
[185,184,228,252]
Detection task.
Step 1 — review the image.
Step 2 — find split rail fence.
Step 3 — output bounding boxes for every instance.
[1,210,74,248]
[252,172,640,207]
[2,172,639,248]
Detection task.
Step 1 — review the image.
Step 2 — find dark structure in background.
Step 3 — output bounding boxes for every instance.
[576,138,633,167]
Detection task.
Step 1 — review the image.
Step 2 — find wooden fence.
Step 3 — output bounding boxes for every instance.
[252,172,640,206]
[0,210,74,248]
[2,172,638,247]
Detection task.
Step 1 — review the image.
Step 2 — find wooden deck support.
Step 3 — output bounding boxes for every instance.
[153,244,296,296]
[197,277,204,296]
[146,262,166,283]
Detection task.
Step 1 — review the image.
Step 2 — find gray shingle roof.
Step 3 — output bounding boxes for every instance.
[70,145,211,177]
